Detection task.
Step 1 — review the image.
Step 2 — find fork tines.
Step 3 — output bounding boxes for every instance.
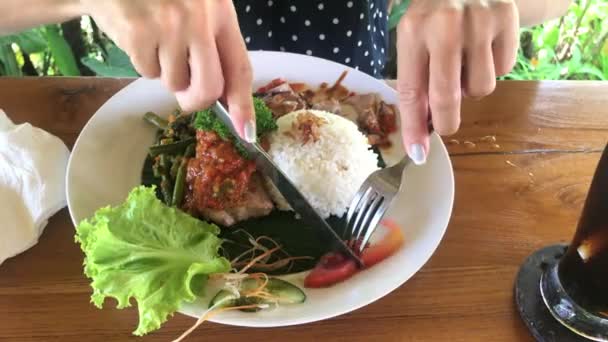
[344,187,390,253]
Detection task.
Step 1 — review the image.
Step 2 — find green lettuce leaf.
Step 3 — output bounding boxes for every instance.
[75,186,231,335]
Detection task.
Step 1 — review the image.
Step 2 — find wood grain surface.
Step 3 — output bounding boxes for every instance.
[1,77,607,342]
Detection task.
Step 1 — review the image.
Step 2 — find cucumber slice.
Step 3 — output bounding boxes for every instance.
[209,277,306,311]
[208,289,264,312]
[263,278,306,304]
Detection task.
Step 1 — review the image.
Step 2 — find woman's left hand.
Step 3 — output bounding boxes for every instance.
[395,0,519,165]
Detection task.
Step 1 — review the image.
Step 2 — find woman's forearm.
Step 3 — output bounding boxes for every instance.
[516,0,572,27]
[0,0,82,35]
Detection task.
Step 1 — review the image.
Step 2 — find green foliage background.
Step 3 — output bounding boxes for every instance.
[0,0,606,80]
[502,0,608,80]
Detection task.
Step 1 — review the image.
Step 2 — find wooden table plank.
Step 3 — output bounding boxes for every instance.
[1,77,607,341]
[435,152,597,268]
[1,153,597,341]
[2,78,607,152]
[450,81,608,154]
[0,77,133,148]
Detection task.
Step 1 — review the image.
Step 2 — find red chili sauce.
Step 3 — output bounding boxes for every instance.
[183,130,255,211]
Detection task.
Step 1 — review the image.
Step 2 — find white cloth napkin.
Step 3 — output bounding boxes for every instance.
[0,109,70,266]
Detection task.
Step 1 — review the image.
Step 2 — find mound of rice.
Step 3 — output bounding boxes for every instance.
[266,109,379,218]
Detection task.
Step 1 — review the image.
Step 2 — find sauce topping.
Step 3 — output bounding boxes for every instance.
[184,130,256,211]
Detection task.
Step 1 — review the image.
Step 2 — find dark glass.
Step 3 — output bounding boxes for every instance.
[558,145,608,316]
[538,143,608,341]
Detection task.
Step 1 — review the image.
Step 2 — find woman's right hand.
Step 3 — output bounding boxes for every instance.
[80,0,257,141]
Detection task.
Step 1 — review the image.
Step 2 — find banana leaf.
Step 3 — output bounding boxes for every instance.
[82,44,138,77]
[44,25,80,76]
[0,44,22,76]
[0,29,46,54]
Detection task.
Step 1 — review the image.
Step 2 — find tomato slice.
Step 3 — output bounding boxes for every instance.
[360,219,405,267]
[304,220,405,288]
[303,252,357,288]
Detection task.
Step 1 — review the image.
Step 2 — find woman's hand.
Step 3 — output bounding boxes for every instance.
[81,0,256,141]
[396,0,519,164]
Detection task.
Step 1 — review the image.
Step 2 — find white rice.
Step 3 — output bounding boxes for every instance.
[266,109,380,218]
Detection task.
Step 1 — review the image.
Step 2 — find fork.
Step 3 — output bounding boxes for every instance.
[343,156,410,253]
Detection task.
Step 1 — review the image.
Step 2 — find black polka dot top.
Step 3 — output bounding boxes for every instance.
[234,0,390,78]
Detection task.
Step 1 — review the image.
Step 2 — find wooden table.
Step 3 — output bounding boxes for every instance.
[1,78,607,342]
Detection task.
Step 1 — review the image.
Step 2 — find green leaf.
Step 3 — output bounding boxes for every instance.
[75,186,230,336]
[600,54,608,79]
[504,0,608,81]
[537,48,555,63]
[14,29,46,54]
[388,0,412,30]
[0,44,22,76]
[542,26,560,49]
[572,65,606,80]
[81,57,138,77]
[0,29,46,54]
[106,44,135,70]
[81,44,138,77]
[548,66,564,80]
[43,25,80,76]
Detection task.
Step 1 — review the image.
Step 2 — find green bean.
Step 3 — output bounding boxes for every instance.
[171,114,194,138]
[149,138,196,157]
[159,154,170,171]
[170,156,182,178]
[143,112,169,130]
[152,158,162,178]
[171,158,188,207]
[179,131,194,141]
[184,143,196,158]
[160,176,173,205]
[171,113,191,126]
[154,129,164,142]
[158,155,173,204]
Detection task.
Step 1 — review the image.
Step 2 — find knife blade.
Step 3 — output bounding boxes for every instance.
[211,101,363,265]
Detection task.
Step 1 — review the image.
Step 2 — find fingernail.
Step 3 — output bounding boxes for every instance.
[244,120,257,143]
[409,144,427,165]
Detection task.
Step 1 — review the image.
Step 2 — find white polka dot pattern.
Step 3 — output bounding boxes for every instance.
[234,0,389,78]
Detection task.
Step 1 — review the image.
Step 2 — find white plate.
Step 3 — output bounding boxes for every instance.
[66,51,454,328]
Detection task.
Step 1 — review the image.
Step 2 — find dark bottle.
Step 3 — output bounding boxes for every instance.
[558,144,608,315]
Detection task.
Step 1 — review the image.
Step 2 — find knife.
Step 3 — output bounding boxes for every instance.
[211,101,363,266]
